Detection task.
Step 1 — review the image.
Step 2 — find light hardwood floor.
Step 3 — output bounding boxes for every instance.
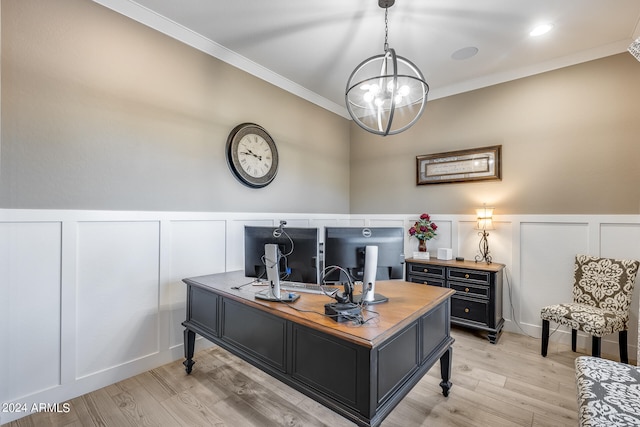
[6,327,593,427]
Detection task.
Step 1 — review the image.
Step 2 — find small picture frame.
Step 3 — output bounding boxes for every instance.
[416,145,502,185]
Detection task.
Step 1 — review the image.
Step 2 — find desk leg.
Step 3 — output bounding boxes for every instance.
[183,328,196,374]
[439,347,452,397]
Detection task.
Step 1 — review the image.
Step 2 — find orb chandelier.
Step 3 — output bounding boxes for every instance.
[345,0,429,136]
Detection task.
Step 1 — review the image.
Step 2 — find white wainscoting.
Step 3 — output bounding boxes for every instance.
[1,209,639,423]
[0,221,62,402]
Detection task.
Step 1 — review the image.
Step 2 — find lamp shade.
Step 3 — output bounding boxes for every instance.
[475,206,495,230]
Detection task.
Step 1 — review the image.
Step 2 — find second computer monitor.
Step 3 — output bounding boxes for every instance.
[244,226,319,283]
[323,227,405,282]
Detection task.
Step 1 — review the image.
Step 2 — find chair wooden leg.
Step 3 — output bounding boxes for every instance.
[572,329,577,352]
[541,320,549,357]
[592,336,601,358]
[619,330,629,364]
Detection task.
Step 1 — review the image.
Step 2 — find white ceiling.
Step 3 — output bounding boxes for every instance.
[95,0,640,118]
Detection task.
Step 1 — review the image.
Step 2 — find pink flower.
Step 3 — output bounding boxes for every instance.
[431,223,438,231]
[420,213,430,220]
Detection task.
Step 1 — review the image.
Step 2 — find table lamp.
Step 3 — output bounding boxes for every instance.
[475,205,494,264]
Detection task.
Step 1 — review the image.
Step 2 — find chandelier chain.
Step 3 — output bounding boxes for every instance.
[384,7,389,52]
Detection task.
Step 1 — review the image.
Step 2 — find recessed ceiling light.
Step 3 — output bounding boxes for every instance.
[451,46,479,60]
[530,23,553,37]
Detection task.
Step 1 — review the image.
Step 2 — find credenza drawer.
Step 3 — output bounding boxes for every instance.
[449,281,489,299]
[407,263,445,278]
[448,268,490,284]
[407,276,445,287]
[451,296,489,325]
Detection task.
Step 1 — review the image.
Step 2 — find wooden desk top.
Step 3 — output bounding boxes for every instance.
[184,270,454,348]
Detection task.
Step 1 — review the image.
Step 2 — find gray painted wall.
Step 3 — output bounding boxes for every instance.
[350,53,640,215]
[1,0,350,213]
[2,1,639,216]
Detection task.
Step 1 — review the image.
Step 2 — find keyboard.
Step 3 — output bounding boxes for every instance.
[280,282,340,295]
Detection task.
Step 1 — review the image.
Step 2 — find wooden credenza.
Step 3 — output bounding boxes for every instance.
[182,270,455,427]
[406,258,505,344]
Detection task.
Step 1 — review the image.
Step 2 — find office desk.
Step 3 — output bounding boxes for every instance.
[182,271,455,427]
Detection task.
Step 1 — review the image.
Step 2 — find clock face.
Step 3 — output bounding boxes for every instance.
[226,123,278,188]
[237,133,273,178]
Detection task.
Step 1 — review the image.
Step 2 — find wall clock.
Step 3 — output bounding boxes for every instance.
[225,123,279,188]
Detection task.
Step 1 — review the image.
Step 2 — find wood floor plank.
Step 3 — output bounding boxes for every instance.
[476,380,576,425]
[385,384,530,427]
[211,370,331,426]
[110,378,180,426]
[5,329,588,427]
[451,338,574,393]
[503,377,577,415]
[159,388,225,426]
[137,369,179,402]
[532,410,578,427]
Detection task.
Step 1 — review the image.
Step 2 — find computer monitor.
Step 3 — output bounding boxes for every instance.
[244,225,319,284]
[323,226,405,283]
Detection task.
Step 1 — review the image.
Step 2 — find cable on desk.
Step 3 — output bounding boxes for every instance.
[231,278,261,290]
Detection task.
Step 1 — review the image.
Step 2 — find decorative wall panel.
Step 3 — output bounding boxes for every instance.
[167,220,226,347]
[0,222,62,401]
[520,222,589,325]
[76,221,161,378]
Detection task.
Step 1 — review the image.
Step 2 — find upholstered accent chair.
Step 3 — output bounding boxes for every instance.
[575,356,640,426]
[540,255,640,363]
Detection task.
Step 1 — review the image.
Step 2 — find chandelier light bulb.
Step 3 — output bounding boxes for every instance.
[386,80,395,92]
[363,91,375,103]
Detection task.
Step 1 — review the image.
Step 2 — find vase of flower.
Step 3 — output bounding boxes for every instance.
[409,213,437,257]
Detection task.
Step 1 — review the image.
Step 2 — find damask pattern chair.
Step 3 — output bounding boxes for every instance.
[575,356,640,426]
[540,255,640,363]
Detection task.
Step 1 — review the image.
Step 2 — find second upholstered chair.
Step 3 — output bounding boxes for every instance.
[540,254,639,363]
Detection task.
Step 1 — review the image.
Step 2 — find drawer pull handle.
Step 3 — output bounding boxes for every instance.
[423,281,428,285]
[465,287,470,292]
[464,308,470,313]
[464,274,470,279]
[423,268,429,273]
